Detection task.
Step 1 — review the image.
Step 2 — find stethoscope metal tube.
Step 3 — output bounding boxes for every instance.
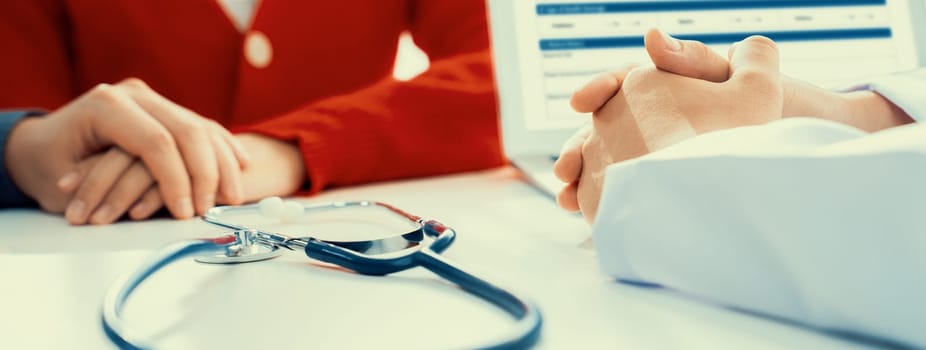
[101,201,543,349]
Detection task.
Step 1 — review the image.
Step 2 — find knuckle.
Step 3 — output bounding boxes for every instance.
[173,121,206,142]
[610,63,640,81]
[190,119,210,132]
[624,62,643,70]
[607,63,642,86]
[553,154,573,177]
[735,68,779,90]
[580,139,591,154]
[694,45,723,74]
[621,66,656,90]
[203,120,227,136]
[175,127,195,142]
[621,69,643,89]
[197,121,213,137]
[732,71,784,123]
[205,119,223,129]
[694,41,712,57]
[72,192,99,210]
[101,197,128,214]
[76,170,104,191]
[194,167,219,185]
[90,83,112,94]
[580,139,596,157]
[118,77,150,91]
[744,35,779,53]
[89,83,124,105]
[144,129,177,152]
[109,190,141,211]
[103,169,150,214]
[197,180,219,195]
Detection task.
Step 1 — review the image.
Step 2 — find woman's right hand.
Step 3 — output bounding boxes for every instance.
[57,132,303,225]
[6,78,249,223]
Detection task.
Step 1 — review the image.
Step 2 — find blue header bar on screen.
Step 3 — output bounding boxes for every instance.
[539,28,892,51]
[537,0,887,15]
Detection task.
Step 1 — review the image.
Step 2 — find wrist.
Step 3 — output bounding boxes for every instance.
[235,133,305,201]
[840,91,914,132]
[780,75,912,132]
[5,117,46,200]
[781,76,846,121]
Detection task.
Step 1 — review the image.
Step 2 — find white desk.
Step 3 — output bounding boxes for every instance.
[0,167,877,349]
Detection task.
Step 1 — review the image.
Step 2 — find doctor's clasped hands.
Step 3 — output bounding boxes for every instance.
[556,33,785,222]
[554,29,914,222]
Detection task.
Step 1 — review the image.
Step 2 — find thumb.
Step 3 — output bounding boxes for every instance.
[727,35,780,85]
[644,28,730,83]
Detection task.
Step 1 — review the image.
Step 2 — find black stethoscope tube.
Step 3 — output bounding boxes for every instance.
[102,221,542,349]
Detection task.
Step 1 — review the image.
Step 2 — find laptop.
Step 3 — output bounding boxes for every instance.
[487,0,925,196]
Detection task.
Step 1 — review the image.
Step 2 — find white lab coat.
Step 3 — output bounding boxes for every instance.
[593,69,926,348]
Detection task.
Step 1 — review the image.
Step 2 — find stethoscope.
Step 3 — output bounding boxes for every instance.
[100,198,543,349]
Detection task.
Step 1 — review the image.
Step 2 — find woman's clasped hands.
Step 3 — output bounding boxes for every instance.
[8,78,250,225]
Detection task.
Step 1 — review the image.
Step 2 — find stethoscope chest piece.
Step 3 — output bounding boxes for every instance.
[194,229,283,264]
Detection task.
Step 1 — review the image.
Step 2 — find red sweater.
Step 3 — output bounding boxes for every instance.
[0,0,505,193]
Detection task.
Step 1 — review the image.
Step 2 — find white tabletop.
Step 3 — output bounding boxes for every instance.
[0,167,877,349]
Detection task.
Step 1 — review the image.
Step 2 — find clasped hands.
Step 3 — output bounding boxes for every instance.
[7,29,909,226]
[554,29,913,223]
[7,79,304,225]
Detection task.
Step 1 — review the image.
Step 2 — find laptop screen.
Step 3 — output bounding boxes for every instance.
[498,0,921,133]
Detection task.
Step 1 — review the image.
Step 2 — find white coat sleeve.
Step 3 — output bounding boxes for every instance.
[592,118,926,348]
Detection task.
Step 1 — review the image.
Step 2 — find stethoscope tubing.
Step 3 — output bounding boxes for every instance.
[304,235,542,349]
[102,237,237,349]
[102,238,542,350]
[414,248,543,350]
[101,203,543,349]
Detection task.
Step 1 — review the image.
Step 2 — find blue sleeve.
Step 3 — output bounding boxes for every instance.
[0,111,38,208]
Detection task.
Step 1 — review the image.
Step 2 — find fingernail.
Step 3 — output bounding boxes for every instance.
[660,30,681,51]
[90,204,112,224]
[177,197,194,218]
[65,200,86,223]
[57,172,79,191]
